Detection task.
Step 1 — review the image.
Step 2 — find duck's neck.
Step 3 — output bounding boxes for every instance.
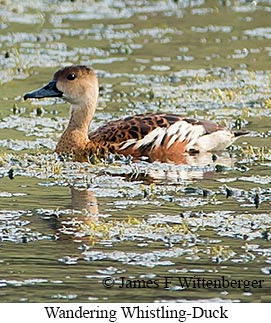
[55,101,96,160]
[67,102,95,134]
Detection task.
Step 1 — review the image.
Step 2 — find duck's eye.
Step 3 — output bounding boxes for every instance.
[67,73,76,81]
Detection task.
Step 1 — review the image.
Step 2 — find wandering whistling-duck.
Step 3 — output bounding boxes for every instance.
[24,65,248,163]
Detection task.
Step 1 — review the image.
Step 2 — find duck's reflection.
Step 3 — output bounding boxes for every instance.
[142,152,235,183]
[71,187,98,215]
[69,151,236,212]
[47,151,237,243]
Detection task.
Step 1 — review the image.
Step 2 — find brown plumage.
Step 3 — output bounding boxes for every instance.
[24,65,248,164]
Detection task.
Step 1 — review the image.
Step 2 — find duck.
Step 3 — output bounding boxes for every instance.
[24,65,248,163]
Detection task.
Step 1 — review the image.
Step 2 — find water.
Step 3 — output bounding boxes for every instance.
[0,0,271,303]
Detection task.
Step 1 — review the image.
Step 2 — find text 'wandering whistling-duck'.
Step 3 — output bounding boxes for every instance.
[24,65,248,163]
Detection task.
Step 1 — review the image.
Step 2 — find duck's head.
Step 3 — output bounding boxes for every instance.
[24,65,99,107]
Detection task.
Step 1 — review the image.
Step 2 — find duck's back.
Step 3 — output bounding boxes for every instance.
[89,113,182,142]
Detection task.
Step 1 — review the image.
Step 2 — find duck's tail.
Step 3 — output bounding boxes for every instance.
[233,130,250,137]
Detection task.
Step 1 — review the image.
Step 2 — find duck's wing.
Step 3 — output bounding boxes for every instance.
[87,113,243,162]
[89,113,182,142]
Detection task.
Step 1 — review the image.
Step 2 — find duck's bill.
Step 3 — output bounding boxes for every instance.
[24,80,63,100]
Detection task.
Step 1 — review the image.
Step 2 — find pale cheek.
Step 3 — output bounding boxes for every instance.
[56,80,66,93]
[56,80,98,105]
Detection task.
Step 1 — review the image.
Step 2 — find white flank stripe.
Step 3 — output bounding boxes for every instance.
[153,128,167,148]
[166,121,183,136]
[167,134,178,148]
[120,138,137,150]
[177,123,192,143]
[185,125,205,143]
[166,121,191,148]
[134,127,163,149]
